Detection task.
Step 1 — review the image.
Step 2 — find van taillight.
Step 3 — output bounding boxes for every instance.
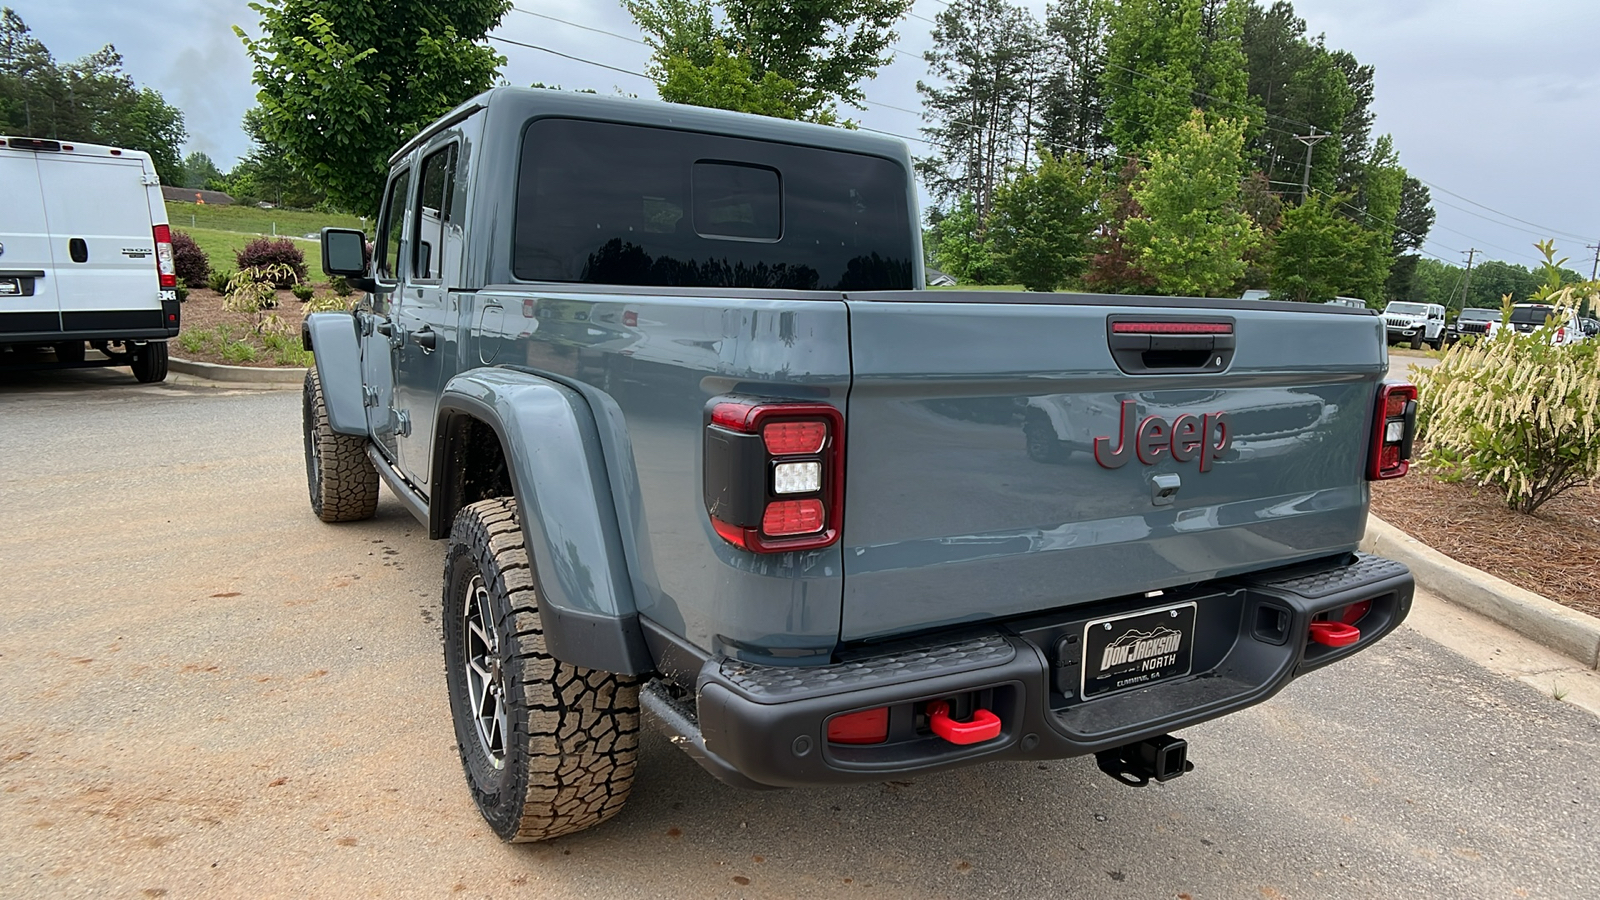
[704,400,843,553]
[1368,382,1417,480]
[152,224,176,288]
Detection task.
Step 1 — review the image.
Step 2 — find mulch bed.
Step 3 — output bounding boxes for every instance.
[175,286,354,367]
[1371,474,1600,618]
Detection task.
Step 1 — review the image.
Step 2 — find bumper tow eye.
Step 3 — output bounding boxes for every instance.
[1309,621,1360,647]
[927,700,1002,745]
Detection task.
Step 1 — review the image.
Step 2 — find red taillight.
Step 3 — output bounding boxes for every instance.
[827,707,889,745]
[763,420,827,455]
[704,400,844,553]
[152,224,176,288]
[623,310,638,327]
[1368,382,1417,480]
[1556,327,1566,342]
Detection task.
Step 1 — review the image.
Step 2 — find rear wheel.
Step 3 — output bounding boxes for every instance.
[442,497,640,843]
[302,369,379,522]
[131,341,168,383]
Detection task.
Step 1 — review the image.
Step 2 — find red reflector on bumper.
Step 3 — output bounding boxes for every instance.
[762,499,824,536]
[827,707,889,745]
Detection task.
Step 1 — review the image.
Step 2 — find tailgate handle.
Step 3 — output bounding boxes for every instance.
[1107,317,1235,375]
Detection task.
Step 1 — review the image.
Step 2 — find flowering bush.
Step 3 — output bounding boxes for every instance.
[1416,285,1599,513]
[170,229,210,288]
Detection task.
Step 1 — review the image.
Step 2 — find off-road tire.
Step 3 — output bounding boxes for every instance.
[131,341,168,383]
[442,497,640,843]
[54,341,85,364]
[302,369,379,522]
[1411,333,1425,351]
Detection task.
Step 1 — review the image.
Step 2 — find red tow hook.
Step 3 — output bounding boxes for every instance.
[1309,621,1360,648]
[927,700,1002,745]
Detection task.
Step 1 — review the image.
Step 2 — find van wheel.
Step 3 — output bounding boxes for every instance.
[54,341,85,364]
[442,497,640,843]
[131,341,168,383]
[302,369,379,522]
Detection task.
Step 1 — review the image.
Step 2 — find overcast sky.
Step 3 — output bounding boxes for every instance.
[14,0,1600,273]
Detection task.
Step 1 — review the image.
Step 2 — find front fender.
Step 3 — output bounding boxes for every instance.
[435,368,650,675]
[301,312,367,436]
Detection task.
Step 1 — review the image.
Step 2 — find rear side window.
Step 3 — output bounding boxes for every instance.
[414,143,457,280]
[1510,307,1556,326]
[513,118,914,290]
[377,168,411,281]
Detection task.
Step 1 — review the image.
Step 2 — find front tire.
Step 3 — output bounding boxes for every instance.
[442,498,640,843]
[302,369,379,522]
[131,341,168,383]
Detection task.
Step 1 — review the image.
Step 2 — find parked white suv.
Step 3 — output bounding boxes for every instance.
[1382,301,1446,350]
[1495,303,1586,346]
[0,135,178,381]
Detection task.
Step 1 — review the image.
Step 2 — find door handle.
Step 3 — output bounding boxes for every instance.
[410,327,436,351]
[374,319,393,336]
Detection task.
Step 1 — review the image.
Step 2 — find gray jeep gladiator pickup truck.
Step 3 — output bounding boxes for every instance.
[303,87,1418,843]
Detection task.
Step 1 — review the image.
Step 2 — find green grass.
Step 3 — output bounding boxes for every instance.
[165,201,365,238]
[182,224,324,277]
[929,283,1027,291]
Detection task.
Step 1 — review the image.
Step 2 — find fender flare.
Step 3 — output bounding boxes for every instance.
[301,312,367,436]
[433,368,651,676]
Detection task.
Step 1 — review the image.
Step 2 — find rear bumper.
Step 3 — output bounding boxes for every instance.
[0,302,181,346]
[645,552,1412,789]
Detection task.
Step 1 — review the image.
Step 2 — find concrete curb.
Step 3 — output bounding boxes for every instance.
[1364,514,1600,669]
[169,357,306,385]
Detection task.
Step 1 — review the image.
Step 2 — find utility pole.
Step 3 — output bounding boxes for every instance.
[1460,248,1479,309]
[1294,128,1329,203]
[1586,241,1599,281]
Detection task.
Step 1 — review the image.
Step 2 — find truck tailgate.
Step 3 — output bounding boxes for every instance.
[838,294,1388,641]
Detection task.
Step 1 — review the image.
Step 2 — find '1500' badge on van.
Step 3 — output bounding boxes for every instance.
[1093,399,1231,471]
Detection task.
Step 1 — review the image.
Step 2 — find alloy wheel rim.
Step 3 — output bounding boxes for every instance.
[462,574,508,768]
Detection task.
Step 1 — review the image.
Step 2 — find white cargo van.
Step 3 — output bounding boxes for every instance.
[0,135,179,382]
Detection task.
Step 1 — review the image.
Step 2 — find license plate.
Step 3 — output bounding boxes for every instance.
[1082,602,1196,699]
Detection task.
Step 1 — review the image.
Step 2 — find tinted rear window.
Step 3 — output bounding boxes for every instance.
[513,118,914,290]
[1510,306,1557,325]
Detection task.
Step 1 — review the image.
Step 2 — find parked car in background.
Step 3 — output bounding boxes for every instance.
[0,135,178,381]
[1581,317,1599,339]
[1239,289,1271,301]
[1497,303,1586,346]
[1446,307,1498,345]
[1382,301,1446,350]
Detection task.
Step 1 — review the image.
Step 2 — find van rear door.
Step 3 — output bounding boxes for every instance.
[0,150,61,334]
[34,152,160,325]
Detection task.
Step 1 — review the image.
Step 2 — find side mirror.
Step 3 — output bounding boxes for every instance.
[321,227,367,277]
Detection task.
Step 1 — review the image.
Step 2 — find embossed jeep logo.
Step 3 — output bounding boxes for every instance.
[1093,399,1232,472]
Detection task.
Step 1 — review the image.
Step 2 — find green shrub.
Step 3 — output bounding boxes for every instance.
[329,275,353,297]
[304,291,348,313]
[177,329,209,354]
[1416,286,1600,513]
[221,340,258,363]
[170,229,211,288]
[173,278,189,303]
[208,270,233,293]
[291,283,315,301]
[224,266,294,313]
[234,237,307,287]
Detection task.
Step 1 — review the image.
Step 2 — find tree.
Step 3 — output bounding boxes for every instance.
[1038,0,1112,158]
[0,9,186,181]
[180,151,223,190]
[1083,160,1156,294]
[238,0,509,216]
[1122,111,1261,297]
[1267,191,1369,301]
[988,146,1101,291]
[1100,0,1257,156]
[1241,2,1352,198]
[1349,134,1403,302]
[927,195,1003,284]
[917,0,1047,221]
[624,0,910,122]
[1385,175,1435,301]
[656,39,801,118]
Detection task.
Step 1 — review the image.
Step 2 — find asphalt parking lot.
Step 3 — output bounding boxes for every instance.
[2,367,1597,899]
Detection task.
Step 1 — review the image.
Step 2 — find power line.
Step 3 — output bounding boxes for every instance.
[488,34,650,79]
[509,6,644,45]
